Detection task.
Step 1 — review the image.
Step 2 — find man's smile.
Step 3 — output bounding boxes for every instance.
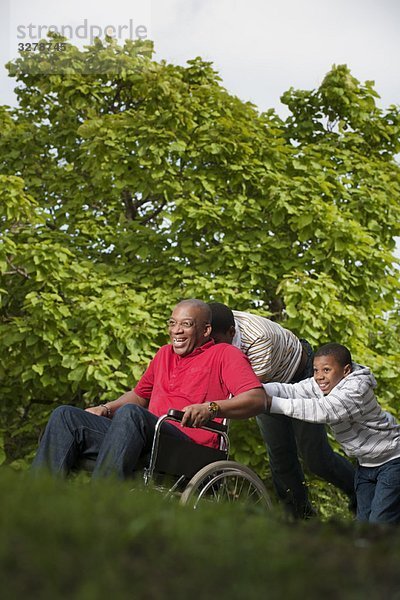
[172,337,188,347]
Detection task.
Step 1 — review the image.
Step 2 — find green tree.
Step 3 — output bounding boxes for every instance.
[278,65,400,405]
[1,39,399,481]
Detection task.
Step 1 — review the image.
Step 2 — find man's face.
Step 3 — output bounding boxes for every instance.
[168,304,211,357]
[313,355,351,395]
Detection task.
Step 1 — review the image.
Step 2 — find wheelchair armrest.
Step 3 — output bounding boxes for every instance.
[167,408,228,434]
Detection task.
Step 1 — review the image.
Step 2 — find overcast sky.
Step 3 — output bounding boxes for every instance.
[1,0,399,115]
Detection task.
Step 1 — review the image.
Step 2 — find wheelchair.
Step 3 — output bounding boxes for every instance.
[72,407,271,510]
[142,409,272,510]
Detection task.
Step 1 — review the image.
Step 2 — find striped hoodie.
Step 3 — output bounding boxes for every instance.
[265,363,400,467]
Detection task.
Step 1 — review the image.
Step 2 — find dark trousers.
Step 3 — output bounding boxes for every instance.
[256,339,356,518]
[31,404,192,479]
[256,413,355,517]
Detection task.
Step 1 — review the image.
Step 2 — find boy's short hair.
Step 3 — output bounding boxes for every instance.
[208,302,235,334]
[314,343,352,367]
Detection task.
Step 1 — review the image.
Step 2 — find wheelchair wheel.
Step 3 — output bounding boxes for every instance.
[180,460,272,510]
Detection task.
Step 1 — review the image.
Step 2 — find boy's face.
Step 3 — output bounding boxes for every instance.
[313,355,351,395]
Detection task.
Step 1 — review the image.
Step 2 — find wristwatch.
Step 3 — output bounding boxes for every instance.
[208,402,219,419]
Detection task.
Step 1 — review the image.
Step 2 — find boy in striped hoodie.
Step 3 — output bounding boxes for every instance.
[264,343,400,524]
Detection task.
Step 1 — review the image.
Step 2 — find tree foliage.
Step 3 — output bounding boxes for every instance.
[1,37,400,471]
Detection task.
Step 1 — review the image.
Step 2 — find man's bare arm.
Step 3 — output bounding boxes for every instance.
[85,389,149,418]
[181,387,270,428]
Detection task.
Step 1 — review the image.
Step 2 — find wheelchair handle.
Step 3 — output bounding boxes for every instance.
[167,409,228,433]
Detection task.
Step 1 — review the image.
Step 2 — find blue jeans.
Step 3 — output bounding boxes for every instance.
[355,458,400,523]
[31,404,193,479]
[256,339,355,518]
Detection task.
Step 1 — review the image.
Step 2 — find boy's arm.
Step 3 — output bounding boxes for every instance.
[263,380,312,399]
[265,378,367,425]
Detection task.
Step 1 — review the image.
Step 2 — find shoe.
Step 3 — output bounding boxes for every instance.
[283,499,317,520]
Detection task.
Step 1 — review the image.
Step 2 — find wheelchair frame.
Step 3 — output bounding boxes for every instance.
[144,409,272,510]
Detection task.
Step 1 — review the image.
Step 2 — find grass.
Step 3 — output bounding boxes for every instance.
[1,468,400,599]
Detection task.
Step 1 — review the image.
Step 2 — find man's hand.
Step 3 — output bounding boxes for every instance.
[182,388,269,427]
[84,391,148,419]
[85,405,108,417]
[181,403,212,428]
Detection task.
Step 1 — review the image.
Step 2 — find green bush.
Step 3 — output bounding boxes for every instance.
[2,469,400,599]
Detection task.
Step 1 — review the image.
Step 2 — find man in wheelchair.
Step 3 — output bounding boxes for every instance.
[32,299,266,479]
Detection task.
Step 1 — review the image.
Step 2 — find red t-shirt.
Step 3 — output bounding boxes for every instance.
[134,340,261,447]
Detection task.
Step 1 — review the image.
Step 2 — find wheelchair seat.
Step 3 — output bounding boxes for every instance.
[143,408,229,485]
[149,433,227,481]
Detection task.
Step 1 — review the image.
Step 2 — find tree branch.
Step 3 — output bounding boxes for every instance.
[5,256,30,279]
[140,200,167,225]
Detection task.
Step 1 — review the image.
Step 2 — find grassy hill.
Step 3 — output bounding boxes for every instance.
[1,468,400,599]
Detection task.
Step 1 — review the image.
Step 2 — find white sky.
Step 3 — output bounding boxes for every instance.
[1,0,399,116]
